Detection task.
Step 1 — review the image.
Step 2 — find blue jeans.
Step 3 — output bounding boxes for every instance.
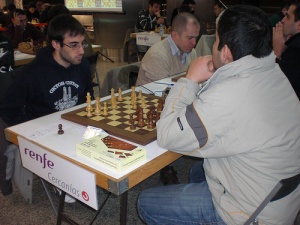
[137,160,226,225]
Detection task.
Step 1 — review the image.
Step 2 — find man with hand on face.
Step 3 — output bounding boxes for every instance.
[135,0,165,32]
[136,12,199,85]
[3,8,44,48]
[273,1,300,99]
[137,5,300,225]
[135,0,165,54]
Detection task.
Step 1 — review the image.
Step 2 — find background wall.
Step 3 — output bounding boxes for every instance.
[1,0,280,62]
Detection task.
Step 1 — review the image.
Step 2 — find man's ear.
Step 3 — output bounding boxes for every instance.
[51,40,60,50]
[296,21,300,33]
[222,44,234,63]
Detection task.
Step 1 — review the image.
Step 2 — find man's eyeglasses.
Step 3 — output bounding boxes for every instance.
[63,41,89,50]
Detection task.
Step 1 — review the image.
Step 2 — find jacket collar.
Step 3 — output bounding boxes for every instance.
[285,32,300,46]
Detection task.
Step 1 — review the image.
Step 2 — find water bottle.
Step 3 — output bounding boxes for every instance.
[159,24,164,37]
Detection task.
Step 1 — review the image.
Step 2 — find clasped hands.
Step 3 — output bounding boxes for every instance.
[273,22,289,59]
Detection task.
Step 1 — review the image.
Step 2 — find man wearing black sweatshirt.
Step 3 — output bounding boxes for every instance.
[0,14,93,195]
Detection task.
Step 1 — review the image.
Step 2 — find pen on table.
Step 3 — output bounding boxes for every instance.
[153,82,174,86]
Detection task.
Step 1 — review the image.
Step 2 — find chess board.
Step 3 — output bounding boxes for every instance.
[61,92,164,145]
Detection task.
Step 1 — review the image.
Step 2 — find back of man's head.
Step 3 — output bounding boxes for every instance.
[172,12,199,34]
[218,5,272,60]
[47,14,85,50]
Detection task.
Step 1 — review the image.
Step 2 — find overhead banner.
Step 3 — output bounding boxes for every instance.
[17,136,98,210]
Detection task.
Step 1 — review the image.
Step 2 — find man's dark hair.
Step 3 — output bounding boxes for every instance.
[47,14,85,51]
[148,0,161,6]
[214,1,225,9]
[291,2,300,22]
[11,9,26,18]
[281,0,292,10]
[217,5,272,60]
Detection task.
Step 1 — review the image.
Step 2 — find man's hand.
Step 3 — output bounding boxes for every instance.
[186,56,215,84]
[273,22,286,59]
[157,17,165,24]
[13,12,22,26]
[155,10,161,18]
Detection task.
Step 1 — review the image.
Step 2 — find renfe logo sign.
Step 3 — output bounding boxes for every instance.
[18,136,98,210]
[136,33,161,46]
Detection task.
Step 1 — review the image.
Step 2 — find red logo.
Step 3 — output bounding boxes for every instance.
[82,191,89,201]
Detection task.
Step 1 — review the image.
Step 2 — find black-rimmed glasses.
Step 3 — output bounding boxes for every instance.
[63,41,89,50]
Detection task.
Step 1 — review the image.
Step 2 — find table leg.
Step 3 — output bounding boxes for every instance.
[120,191,128,225]
[56,191,66,225]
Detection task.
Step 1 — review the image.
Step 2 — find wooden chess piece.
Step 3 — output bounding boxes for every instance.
[58,124,64,135]
[94,97,101,115]
[102,102,108,116]
[118,88,123,101]
[132,99,137,110]
[137,110,145,127]
[138,90,142,99]
[130,114,136,130]
[141,96,146,108]
[86,92,93,112]
[111,97,117,109]
[147,112,155,129]
[87,106,92,117]
[157,98,164,112]
[110,88,115,104]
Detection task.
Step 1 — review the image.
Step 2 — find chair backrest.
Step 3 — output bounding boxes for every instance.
[244,173,300,225]
[85,51,101,94]
[86,51,99,78]
[123,28,139,64]
[0,71,15,102]
[118,62,141,89]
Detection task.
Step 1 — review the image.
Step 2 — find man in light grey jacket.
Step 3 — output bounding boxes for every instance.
[137,5,300,225]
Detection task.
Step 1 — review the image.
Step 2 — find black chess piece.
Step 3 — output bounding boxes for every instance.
[58,124,64,135]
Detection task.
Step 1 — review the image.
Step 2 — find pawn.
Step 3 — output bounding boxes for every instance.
[138,90,143,99]
[132,99,137,110]
[157,98,164,112]
[147,112,155,129]
[86,106,92,117]
[137,111,145,127]
[141,96,146,108]
[94,97,101,115]
[111,97,117,109]
[130,116,136,130]
[118,88,123,101]
[58,124,64,135]
[102,102,108,116]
